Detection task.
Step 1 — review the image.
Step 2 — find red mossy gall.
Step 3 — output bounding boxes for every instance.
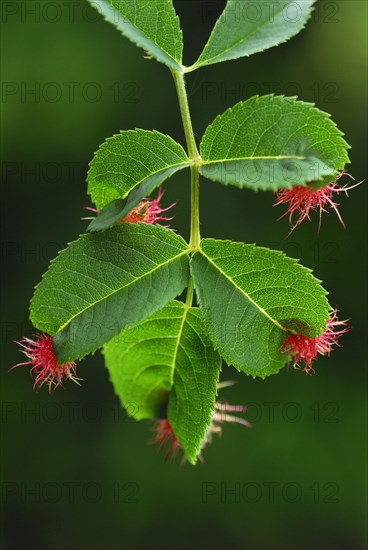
[11,333,80,391]
[82,188,176,225]
[150,384,251,463]
[150,419,182,462]
[124,189,175,224]
[274,171,362,234]
[280,310,349,375]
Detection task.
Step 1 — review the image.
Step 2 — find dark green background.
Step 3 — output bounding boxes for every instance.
[1,1,367,549]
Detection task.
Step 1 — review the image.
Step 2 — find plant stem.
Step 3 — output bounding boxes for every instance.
[189,165,200,250]
[184,277,194,309]
[171,69,201,250]
[171,70,200,160]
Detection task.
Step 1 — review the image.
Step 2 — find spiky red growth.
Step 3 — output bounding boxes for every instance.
[274,171,360,234]
[150,386,251,463]
[280,310,349,375]
[11,333,80,391]
[150,419,182,461]
[124,189,175,224]
[82,188,175,225]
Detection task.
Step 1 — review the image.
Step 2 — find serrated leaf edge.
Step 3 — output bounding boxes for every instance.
[168,306,221,464]
[191,239,331,378]
[30,225,190,336]
[186,0,317,71]
[103,301,220,464]
[87,0,184,70]
[87,129,191,206]
[200,94,351,163]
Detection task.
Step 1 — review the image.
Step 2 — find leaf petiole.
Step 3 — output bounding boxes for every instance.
[171,69,201,251]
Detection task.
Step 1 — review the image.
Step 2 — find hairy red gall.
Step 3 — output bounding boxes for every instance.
[280,310,349,375]
[274,171,362,234]
[11,333,80,391]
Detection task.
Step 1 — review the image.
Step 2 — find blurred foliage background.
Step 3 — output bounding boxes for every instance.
[1,1,367,549]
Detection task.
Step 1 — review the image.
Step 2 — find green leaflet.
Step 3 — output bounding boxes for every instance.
[191,239,330,378]
[200,95,350,191]
[104,301,221,464]
[87,0,183,70]
[30,224,190,362]
[87,199,132,232]
[187,0,315,71]
[87,129,191,211]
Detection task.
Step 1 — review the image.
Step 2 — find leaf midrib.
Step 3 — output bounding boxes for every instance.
[197,248,287,333]
[121,161,192,198]
[169,303,190,385]
[57,248,190,333]
[91,161,191,203]
[201,155,306,164]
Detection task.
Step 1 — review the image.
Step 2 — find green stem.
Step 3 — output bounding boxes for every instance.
[171,69,201,250]
[184,277,194,309]
[189,165,200,250]
[171,70,200,160]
